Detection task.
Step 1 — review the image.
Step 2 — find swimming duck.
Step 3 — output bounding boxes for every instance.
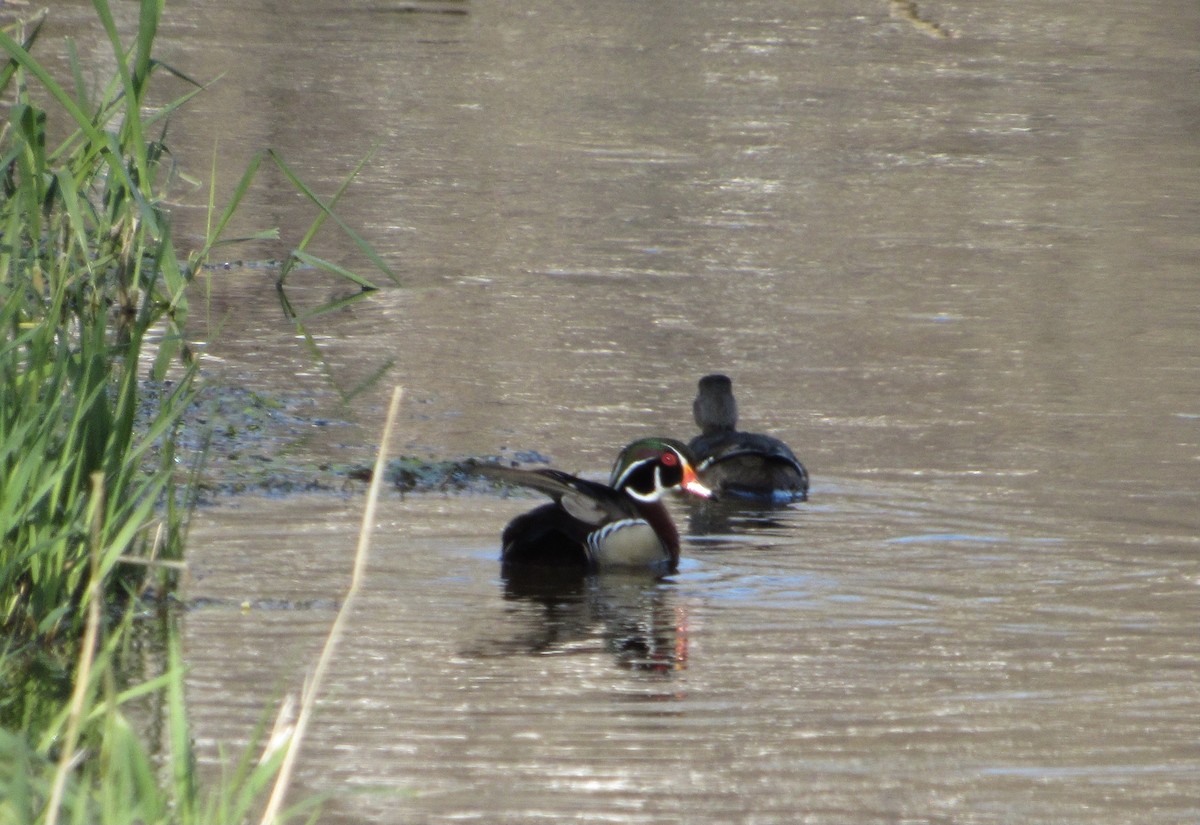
[688,374,809,502]
[486,437,712,573]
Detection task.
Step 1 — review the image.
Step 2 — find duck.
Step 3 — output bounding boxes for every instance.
[485,437,713,574]
[688,374,809,502]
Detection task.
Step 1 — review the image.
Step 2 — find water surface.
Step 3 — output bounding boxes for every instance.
[40,0,1200,821]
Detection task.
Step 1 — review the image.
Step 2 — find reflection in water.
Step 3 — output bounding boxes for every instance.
[684,496,800,539]
[487,570,688,675]
[888,0,953,38]
[67,0,1200,819]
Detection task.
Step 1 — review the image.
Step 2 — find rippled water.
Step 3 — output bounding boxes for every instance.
[186,484,1196,823]
[41,0,1200,821]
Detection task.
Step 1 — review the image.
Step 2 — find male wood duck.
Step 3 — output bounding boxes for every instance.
[486,437,713,574]
[688,374,809,502]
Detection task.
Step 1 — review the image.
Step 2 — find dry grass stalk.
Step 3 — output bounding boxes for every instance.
[257,386,405,825]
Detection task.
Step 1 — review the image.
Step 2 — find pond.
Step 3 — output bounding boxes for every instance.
[43,0,1200,822]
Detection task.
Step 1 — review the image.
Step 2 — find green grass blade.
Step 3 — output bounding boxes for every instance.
[91,0,149,190]
[268,149,400,286]
[291,289,374,322]
[66,38,88,111]
[291,142,380,253]
[133,0,164,95]
[166,625,197,822]
[192,148,266,266]
[288,249,379,291]
[53,169,99,280]
[0,26,109,152]
[0,9,45,95]
[343,357,396,404]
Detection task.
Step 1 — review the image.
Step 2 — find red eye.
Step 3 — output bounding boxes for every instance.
[660,451,679,466]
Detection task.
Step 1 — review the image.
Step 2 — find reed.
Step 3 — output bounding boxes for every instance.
[0,1,391,822]
[0,0,198,646]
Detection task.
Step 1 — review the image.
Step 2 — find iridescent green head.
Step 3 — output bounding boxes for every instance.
[608,437,713,503]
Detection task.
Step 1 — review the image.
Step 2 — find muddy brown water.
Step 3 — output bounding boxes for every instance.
[41,0,1200,822]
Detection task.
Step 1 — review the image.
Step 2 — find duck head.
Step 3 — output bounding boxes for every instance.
[608,437,713,503]
[693,374,739,435]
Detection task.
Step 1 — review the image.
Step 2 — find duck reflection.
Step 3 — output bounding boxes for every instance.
[494,569,688,674]
[683,495,797,539]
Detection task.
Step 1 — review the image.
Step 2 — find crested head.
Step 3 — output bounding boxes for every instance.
[693,373,738,434]
[609,437,713,502]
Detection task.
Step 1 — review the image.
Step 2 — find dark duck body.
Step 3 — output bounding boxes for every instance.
[487,438,712,574]
[688,374,809,503]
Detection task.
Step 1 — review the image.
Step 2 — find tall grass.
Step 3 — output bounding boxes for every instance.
[0,2,391,822]
[1,0,196,645]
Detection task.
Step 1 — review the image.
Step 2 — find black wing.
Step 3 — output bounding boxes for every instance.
[478,465,633,525]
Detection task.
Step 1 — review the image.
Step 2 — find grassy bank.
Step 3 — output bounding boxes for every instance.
[0,2,387,821]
